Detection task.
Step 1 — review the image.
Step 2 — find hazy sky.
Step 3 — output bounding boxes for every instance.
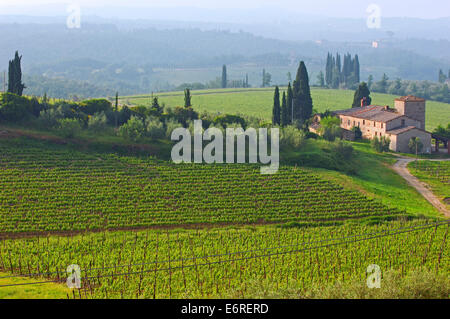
[0,0,449,19]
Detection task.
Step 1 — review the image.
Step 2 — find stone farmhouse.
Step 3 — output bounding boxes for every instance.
[318,95,432,154]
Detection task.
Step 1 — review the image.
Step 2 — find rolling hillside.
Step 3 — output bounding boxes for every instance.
[122,88,449,132]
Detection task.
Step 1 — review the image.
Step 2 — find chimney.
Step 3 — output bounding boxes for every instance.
[361,97,367,107]
[384,105,389,111]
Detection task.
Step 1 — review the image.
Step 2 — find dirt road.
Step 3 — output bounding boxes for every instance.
[392,157,450,217]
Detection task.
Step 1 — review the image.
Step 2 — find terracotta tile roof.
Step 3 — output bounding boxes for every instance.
[333,105,403,122]
[394,95,425,102]
[387,126,430,135]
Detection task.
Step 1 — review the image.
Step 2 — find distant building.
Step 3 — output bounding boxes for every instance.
[331,95,431,154]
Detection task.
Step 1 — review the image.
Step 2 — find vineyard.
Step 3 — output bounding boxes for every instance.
[0,139,406,235]
[0,221,448,298]
[408,161,450,207]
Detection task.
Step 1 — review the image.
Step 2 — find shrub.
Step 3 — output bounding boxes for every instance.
[408,137,423,154]
[320,116,342,141]
[173,106,198,126]
[88,112,108,132]
[352,126,362,140]
[0,93,33,122]
[332,140,354,159]
[371,136,391,153]
[118,116,146,142]
[213,114,247,129]
[280,125,306,149]
[79,99,112,115]
[165,119,182,139]
[146,117,165,139]
[57,118,81,138]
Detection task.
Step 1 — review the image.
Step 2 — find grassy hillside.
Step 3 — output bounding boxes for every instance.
[122,88,449,131]
[0,273,69,299]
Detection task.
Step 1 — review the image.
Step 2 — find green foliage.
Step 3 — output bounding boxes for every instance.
[352,82,372,108]
[88,112,108,132]
[408,137,423,154]
[320,116,342,142]
[352,126,362,139]
[184,88,192,107]
[272,86,281,125]
[280,125,306,149]
[146,117,165,139]
[173,106,198,126]
[8,51,26,96]
[165,118,182,139]
[293,61,313,123]
[371,136,391,153]
[221,65,227,89]
[118,116,146,142]
[332,140,354,160]
[79,99,112,115]
[57,118,81,138]
[0,93,32,122]
[432,124,450,139]
[213,114,246,129]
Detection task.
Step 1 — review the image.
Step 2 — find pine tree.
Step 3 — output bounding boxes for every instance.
[272,86,281,125]
[7,51,26,96]
[293,61,313,123]
[245,74,249,88]
[184,88,192,107]
[281,91,288,127]
[221,65,227,88]
[286,82,293,125]
[352,82,372,108]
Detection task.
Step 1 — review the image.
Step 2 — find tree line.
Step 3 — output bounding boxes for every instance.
[323,52,360,89]
[272,61,313,128]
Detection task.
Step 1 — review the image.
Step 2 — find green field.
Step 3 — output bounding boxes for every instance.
[1,221,448,298]
[122,88,449,132]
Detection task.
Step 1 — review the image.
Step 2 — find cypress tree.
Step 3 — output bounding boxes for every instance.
[272,86,281,126]
[115,91,119,127]
[438,69,446,83]
[184,88,192,107]
[336,53,342,85]
[221,65,227,88]
[353,54,360,84]
[8,51,26,96]
[293,61,313,123]
[281,91,288,127]
[352,82,372,108]
[286,82,293,124]
[325,53,332,87]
